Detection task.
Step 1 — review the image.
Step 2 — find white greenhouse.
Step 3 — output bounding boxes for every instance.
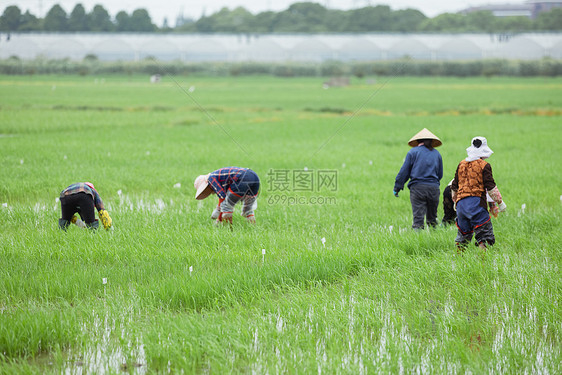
[0,32,560,62]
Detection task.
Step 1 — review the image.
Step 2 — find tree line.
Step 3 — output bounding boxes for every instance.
[1,2,561,33]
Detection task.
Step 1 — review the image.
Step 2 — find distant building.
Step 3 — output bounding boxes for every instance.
[461,3,533,17]
[461,1,562,18]
[528,0,562,17]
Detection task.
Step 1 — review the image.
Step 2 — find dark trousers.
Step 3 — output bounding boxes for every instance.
[60,192,96,224]
[409,184,440,229]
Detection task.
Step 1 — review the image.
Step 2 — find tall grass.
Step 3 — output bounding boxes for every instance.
[0,75,560,373]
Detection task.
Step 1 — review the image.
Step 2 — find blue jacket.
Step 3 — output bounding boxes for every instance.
[394,145,443,191]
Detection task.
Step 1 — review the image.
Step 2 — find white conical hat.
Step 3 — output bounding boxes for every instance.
[194,174,212,200]
[408,128,442,147]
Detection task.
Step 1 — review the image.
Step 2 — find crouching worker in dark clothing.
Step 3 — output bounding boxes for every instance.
[59,182,112,230]
[442,180,457,226]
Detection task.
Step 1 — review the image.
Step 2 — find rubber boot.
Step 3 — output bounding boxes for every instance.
[86,219,99,230]
[59,218,70,231]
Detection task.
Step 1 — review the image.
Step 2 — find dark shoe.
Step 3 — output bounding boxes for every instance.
[59,219,70,231]
[86,220,99,230]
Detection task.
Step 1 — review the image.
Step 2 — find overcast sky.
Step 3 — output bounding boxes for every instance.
[5,0,522,26]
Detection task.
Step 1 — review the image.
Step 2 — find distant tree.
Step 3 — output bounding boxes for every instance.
[0,5,22,31]
[19,11,41,31]
[229,7,255,33]
[252,10,277,33]
[495,16,532,32]
[171,2,549,34]
[194,14,215,32]
[465,11,496,32]
[210,7,254,33]
[129,9,155,31]
[88,5,113,32]
[323,9,350,33]
[275,2,329,32]
[535,8,562,31]
[43,4,68,31]
[115,11,130,31]
[68,4,88,31]
[203,7,229,31]
[15,1,554,34]
[345,5,393,32]
[175,18,196,32]
[419,13,466,31]
[391,8,427,32]
[191,7,246,33]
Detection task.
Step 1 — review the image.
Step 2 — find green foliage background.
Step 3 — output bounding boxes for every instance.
[1,2,562,32]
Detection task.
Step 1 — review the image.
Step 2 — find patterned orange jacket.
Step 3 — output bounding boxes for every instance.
[451,159,496,209]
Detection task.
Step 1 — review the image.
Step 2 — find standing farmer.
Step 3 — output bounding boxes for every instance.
[394,128,443,229]
[58,182,112,230]
[451,137,506,251]
[194,167,260,224]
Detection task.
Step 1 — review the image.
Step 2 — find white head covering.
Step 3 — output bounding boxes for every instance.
[466,136,493,162]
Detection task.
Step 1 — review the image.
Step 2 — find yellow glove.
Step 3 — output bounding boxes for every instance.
[99,209,112,230]
[71,214,87,228]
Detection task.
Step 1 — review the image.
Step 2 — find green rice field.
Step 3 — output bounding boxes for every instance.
[0,74,561,374]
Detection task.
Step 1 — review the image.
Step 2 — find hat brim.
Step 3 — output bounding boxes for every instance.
[408,139,442,147]
[195,183,213,200]
[407,128,442,147]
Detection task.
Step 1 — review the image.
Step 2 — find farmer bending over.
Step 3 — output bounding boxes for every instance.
[194,167,260,224]
[58,182,112,230]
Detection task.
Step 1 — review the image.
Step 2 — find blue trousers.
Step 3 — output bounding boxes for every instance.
[455,196,495,246]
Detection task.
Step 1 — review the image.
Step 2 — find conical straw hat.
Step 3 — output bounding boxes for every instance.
[407,128,442,147]
[194,174,212,200]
